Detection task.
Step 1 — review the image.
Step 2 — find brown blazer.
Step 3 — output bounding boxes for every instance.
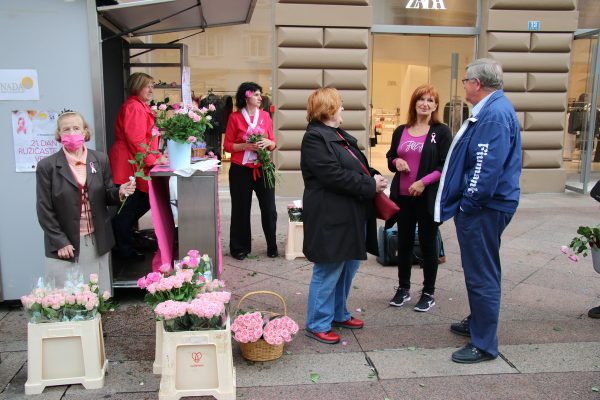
[36,148,121,260]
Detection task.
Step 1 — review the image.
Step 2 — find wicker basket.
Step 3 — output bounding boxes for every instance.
[236,290,287,362]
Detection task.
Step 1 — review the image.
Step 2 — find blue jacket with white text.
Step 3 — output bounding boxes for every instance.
[434,90,522,223]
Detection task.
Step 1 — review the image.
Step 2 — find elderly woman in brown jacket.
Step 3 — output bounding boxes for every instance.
[36,111,135,294]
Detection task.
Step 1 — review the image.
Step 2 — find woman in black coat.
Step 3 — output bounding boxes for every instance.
[386,84,451,312]
[301,87,388,344]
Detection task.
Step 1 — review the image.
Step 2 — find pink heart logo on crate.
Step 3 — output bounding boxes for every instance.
[191,352,203,363]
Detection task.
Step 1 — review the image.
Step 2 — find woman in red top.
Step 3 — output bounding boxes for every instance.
[109,72,167,260]
[223,82,277,260]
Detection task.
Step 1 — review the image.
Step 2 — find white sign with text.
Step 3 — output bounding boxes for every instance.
[0,69,40,100]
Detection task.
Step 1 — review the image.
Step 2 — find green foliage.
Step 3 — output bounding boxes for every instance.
[569,225,600,257]
[156,106,213,144]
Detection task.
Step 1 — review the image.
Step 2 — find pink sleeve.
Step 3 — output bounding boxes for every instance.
[421,170,441,186]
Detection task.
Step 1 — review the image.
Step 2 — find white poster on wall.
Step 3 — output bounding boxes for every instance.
[12,110,60,172]
[182,66,192,109]
[0,69,40,100]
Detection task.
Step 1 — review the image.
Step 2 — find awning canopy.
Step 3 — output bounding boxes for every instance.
[97,0,256,37]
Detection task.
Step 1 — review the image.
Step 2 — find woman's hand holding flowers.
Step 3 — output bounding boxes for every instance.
[374,174,388,193]
[118,177,136,201]
[256,138,274,150]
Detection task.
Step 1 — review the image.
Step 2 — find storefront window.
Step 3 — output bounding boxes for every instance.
[373,0,478,27]
[578,0,600,30]
[140,0,272,99]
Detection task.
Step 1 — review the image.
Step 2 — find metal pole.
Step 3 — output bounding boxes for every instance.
[582,36,600,193]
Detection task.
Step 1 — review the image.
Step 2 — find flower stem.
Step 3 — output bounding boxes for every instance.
[117,197,128,214]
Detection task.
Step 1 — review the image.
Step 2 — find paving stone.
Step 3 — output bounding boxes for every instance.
[64,360,158,397]
[236,381,388,400]
[0,351,27,392]
[367,347,516,379]
[102,305,155,337]
[0,360,65,400]
[235,352,373,387]
[504,283,597,318]
[380,371,600,400]
[501,342,600,373]
[0,310,28,342]
[104,335,155,362]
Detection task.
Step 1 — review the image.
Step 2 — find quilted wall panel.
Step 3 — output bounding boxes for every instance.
[274,1,372,194]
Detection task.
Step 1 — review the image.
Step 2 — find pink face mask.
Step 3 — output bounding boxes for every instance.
[61,134,85,152]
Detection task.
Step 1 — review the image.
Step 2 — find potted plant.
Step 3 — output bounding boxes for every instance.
[155,103,213,170]
[562,224,600,273]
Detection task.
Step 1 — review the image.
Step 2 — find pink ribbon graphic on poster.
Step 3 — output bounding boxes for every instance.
[11,110,60,172]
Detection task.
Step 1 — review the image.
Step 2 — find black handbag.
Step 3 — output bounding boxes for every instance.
[591,180,600,203]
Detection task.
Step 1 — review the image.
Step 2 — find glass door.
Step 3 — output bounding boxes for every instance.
[370,34,476,173]
[565,33,600,193]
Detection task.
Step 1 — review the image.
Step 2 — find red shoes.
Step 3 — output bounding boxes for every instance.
[332,317,364,329]
[305,330,340,344]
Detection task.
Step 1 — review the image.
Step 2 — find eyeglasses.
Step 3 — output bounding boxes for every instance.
[461,78,476,85]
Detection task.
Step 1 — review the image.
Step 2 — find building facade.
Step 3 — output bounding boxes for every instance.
[272,0,599,195]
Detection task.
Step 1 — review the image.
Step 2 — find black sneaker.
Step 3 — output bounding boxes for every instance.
[389,287,411,307]
[414,292,435,312]
[450,315,471,337]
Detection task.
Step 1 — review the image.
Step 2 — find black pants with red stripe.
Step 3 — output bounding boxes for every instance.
[228,163,277,255]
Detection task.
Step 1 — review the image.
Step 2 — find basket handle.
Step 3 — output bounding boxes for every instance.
[236,290,287,316]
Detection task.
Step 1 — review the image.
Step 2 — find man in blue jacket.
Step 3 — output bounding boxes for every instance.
[434,58,522,363]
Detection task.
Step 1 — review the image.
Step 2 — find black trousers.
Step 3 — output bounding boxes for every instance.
[228,163,277,254]
[112,189,150,257]
[396,195,439,295]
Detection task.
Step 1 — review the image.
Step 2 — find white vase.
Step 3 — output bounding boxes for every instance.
[167,140,192,171]
[591,246,600,274]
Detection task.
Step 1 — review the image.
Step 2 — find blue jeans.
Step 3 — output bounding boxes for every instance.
[306,260,361,332]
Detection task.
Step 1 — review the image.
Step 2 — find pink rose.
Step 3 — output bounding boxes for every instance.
[172,103,181,110]
[158,103,167,111]
[89,274,98,284]
[245,90,253,98]
[136,277,146,289]
[208,104,216,112]
[187,136,197,143]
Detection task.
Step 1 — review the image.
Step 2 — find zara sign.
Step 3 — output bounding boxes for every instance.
[406,0,447,9]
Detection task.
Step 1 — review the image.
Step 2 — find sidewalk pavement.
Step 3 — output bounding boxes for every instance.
[1,190,600,400]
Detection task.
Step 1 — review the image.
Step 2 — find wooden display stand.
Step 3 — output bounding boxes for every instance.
[158,319,235,400]
[25,315,107,395]
[285,221,305,260]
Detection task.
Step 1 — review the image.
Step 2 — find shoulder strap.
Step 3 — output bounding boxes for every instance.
[335,131,370,175]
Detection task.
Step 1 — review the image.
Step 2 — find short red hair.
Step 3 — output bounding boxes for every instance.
[306,87,342,122]
[405,84,441,128]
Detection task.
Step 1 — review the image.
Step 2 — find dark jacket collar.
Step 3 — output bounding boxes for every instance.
[308,120,358,147]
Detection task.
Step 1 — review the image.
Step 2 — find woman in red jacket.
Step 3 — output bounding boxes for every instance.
[223,82,277,260]
[109,72,167,260]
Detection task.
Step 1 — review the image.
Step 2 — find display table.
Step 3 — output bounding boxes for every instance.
[149,165,222,277]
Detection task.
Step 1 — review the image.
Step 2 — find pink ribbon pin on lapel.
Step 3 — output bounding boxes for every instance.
[90,162,97,174]
[431,132,437,143]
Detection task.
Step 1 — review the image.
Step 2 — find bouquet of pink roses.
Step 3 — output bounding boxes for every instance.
[154,290,231,331]
[231,291,299,361]
[243,126,279,189]
[231,312,299,345]
[21,273,116,323]
[137,249,213,309]
[137,249,232,331]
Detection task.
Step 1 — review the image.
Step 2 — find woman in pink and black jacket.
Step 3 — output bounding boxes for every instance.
[386,84,451,312]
